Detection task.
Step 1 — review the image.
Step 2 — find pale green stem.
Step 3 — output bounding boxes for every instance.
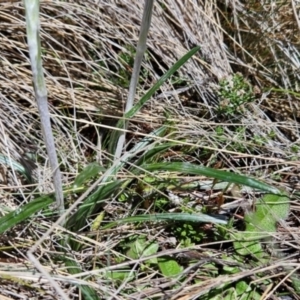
[114,0,154,160]
[24,0,64,218]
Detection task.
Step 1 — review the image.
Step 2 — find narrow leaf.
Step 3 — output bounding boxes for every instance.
[0,195,53,234]
[66,179,124,231]
[142,162,281,194]
[109,46,200,153]
[63,256,100,299]
[0,154,33,183]
[104,212,228,230]
[73,163,106,189]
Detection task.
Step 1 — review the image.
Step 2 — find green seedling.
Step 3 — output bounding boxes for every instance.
[217,73,254,117]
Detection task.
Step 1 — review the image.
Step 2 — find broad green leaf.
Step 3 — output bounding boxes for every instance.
[233,193,290,256]
[233,232,265,257]
[255,193,290,221]
[73,163,106,189]
[126,237,159,264]
[223,265,240,274]
[158,256,182,277]
[143,242,159,264]
[247,291,262,300]
[235,280,262,300]
[142,162,281,194]
[0,195,53,234]
[223,288,235,300]
[291,275,300,293]
[236,280,250,296]
[126,237,147,259]
[210,295,223,300]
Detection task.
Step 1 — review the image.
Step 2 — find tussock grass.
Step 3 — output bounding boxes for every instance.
[0,0,300,299]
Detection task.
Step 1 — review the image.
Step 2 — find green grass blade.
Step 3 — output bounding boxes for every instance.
[132,142,178,168]
[104,212,228,229]
[0,195,54,234]
[66,179,124,231]
[0,154,33,183]
[142,162,281,194]
[63,257,100,299]
[130,125,169,154]
[129,125,176,167]
[68,130,167,232]
[108,46,200,153]
[125,46,200,119]
[73,163,106,189]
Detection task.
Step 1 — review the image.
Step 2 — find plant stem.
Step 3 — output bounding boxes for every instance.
[24,0,64,220]
[114,0,154,160]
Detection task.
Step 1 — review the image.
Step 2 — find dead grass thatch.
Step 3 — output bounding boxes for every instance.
[1,0,300,299]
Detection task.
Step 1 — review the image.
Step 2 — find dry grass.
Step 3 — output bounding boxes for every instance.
[1,0,300,299]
